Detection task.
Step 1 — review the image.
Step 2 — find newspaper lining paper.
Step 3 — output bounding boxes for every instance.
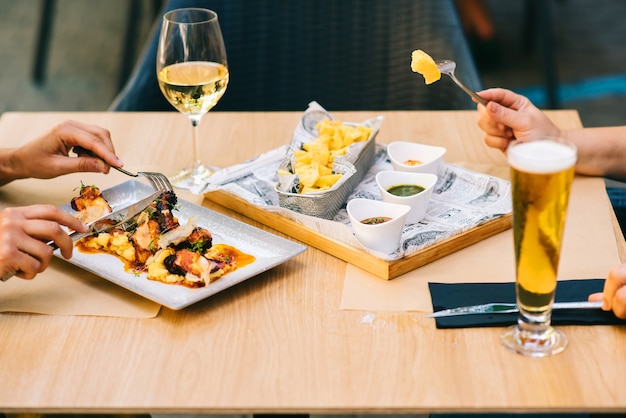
[203,103,512,261]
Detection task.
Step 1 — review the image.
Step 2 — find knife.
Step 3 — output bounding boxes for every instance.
[0,190,160,282]
[77,190,161,237]
[428,300,604,318]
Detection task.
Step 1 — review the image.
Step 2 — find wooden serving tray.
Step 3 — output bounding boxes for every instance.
[204,189,512,280]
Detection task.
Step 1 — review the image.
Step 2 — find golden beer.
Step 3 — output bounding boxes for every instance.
[502,137,576,357]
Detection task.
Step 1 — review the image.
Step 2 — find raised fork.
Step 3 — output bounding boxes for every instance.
[113,167,174,193]
[435,59,488,106]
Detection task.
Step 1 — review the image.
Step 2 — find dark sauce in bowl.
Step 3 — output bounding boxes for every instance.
[387,184,425,197]
[361,216,392,225]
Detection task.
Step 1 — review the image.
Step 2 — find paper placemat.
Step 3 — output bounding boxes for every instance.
[0,258,160,317]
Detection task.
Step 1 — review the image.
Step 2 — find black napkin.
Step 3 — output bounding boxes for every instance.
[428,279,626,329]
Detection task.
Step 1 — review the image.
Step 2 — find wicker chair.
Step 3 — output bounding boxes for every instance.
[109,0,482,112]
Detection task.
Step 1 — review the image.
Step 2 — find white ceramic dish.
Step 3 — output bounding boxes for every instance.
[375,170,438,224]
[387,141,447,175]
[346,198,410,254]
[56,180,307,310]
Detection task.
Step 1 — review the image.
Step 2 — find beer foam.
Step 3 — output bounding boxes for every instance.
[507,140,576,173]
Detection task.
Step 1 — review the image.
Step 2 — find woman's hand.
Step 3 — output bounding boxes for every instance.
[0,205,87,280]
[589,263,626,319]
[0,120,123,185]
[476,88,562,151]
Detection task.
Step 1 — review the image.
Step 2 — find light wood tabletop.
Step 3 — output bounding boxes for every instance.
[0,110,624,415]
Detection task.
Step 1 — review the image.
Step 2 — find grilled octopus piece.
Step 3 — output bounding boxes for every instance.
[152,191,179,232]
[129,191,181,263]
[162,227,217,279]
[163,248,216,281]
[70,184,112,223]
[173,227,213,252]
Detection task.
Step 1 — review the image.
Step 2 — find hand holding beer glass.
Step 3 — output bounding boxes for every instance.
[501,137,577,357]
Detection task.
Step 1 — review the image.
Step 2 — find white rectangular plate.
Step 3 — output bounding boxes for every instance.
[57,180,307,310]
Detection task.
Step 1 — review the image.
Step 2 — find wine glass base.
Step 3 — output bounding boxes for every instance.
[169,165,219,194]
[500,324,568,357]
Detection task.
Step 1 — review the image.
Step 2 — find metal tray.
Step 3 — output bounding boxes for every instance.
[276,123,377,219]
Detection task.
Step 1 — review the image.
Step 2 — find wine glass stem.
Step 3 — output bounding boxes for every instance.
[189,115,205,179]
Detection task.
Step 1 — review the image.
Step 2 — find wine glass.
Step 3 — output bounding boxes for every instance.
[500,136,577,357]
[157,8,229,191]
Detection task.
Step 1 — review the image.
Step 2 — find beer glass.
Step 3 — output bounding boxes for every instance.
[500,137,577,357]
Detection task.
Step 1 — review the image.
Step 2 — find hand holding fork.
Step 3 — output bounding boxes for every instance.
[74,147,173,192]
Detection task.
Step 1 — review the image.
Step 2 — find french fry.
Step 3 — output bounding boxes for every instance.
[315,173,343,190]
[297,163,321,188]
[285,118,373,194]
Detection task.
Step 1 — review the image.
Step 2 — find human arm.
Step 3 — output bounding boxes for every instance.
[0,120,123,187]
[0,205,87,280]
[476,88,626,181]
[588,263,626,319]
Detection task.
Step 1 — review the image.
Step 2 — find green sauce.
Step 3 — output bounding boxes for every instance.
[387,184,425,197]
[361,216,392,225]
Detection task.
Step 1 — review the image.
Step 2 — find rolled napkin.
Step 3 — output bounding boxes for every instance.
[428,279,625,329]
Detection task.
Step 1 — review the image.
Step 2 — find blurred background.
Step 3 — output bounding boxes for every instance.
[1,0,626,128]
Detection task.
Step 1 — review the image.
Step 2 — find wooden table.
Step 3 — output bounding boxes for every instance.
[0,110,625,415]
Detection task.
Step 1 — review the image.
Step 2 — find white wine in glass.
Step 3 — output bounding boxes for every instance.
[157,8,229,191]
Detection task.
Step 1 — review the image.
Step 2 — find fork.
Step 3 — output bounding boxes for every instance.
[112,167,174,193]
[435,60,488,106]
[73,147,174,192]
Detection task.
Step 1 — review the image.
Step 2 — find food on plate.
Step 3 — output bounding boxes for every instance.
[71,183,112,223]
[278,118,372,194]
[411,49,441,84]
[71,184,255,288]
